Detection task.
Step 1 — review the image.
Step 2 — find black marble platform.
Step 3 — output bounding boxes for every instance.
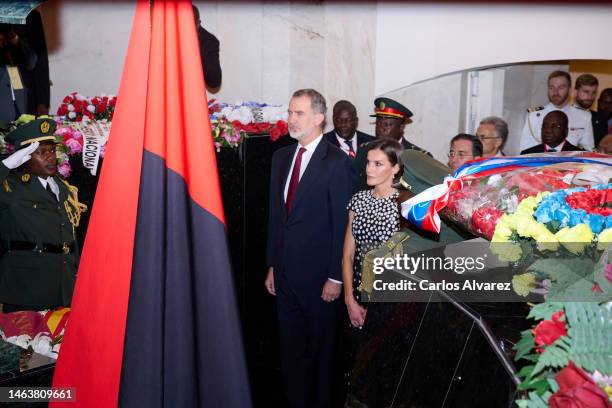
[0,340,55,407]
[345,241,532,408]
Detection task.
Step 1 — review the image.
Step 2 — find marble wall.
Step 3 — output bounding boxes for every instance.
[38,2,607,158]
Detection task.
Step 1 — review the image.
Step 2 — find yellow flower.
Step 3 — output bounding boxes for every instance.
[556,224,594,255]
[519,196,538,212]
[512,273,536,297]
[500,214,516,230]
[493,218,513,241]
[531,223,559,252]
[515,214,540,238]
[597,228,612,251]
[492,243,522,262]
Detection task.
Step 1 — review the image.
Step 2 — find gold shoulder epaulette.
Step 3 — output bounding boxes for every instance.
[59,179,88,228]
[2,179,11,193]
[527,106,544,113]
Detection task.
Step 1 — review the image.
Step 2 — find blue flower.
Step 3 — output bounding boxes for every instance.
[534,205,553,224]
[568,209,587,227]
[553,207,571,226]
[586,214,605,234]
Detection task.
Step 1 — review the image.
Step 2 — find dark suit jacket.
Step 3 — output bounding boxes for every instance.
[197,26,222,89]
[592,111,610,147]
[266,139,356,295]
[323,130,375,155]
[520,141,584,155]
[22,9,50,114]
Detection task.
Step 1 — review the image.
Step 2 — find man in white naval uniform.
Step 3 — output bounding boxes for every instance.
[520,70,594,152]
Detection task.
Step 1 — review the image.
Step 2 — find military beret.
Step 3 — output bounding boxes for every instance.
[370,97,413,120]
[5,118,57,149]
[399,149,450,194]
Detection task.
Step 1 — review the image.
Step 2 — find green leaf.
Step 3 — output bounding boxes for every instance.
[565,302,612,375]
[532,336,570,376]
[515,332,536,361]
[517,364,535,379]
[527,302,565,321]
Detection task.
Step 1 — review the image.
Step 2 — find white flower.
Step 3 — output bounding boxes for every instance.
[261,106,288,122]
[31,333,53,356]
[225,106,253,124]
[7,334,32,349]
[487,174,502,186]
[87,104,96,113]
[68,111,77,119]
[67,104,75,112]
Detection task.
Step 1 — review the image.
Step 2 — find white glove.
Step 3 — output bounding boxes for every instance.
[2,142,39,169]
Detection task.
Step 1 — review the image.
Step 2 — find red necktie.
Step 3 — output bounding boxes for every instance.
[344,139,356,158]
[285,147,307,214]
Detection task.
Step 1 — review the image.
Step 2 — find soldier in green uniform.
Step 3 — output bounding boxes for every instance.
[0,118,86,312]
[354,97,432,189]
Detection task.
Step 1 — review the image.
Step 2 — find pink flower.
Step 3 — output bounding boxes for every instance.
[57,162,72,178]
[605,264,612,283]
[64,138,83,155]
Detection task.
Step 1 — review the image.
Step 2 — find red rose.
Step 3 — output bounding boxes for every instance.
[270,121,288,141]
[109,97,117,107]
[533,310,567,347]
[62,95,73,104]
[549,362,611,408]
[470,206,503,240]
[57,105,69,116]
[96,100,107,114]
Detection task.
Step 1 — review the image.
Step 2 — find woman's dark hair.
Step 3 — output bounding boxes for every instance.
[367,138,404,187]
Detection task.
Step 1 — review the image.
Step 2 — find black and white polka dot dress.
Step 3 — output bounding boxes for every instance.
[347,189,400,300]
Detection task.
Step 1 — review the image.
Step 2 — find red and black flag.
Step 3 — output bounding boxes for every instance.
[51,1,251,406]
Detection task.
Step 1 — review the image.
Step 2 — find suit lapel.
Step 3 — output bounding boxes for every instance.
[289,140,328,216]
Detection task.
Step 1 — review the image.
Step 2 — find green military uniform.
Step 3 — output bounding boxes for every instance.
[355,97,432,189]
[0,119,85,311]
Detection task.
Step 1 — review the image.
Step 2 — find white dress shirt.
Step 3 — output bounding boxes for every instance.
[335,133,357,156]
[283,134,324,201]
[38,176,59,201]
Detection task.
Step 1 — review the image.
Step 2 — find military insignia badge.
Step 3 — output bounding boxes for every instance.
[21,173,31,183]
[40,120,51,134]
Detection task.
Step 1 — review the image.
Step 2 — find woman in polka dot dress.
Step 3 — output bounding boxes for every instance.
[341,138,403,328]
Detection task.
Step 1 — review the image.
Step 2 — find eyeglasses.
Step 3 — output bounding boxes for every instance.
[447,152,473,159]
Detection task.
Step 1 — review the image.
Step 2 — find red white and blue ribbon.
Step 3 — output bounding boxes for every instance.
[400,153,612,233]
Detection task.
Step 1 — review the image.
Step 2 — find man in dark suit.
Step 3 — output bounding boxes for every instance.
[521,110,584,154]
[23,9,50,116]
[323,100,374,159]
[593,88,612,147]
[192,5,222,92]
[265,89,356,408]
